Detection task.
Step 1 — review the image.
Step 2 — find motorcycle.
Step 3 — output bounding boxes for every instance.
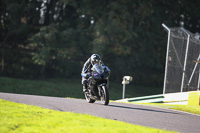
[82,63,110,105]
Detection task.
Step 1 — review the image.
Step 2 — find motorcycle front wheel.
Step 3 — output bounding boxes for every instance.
[84,91,96,103]
[101,86,109,105]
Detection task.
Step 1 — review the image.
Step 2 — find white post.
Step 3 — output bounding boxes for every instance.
[122,76,132,99]
[188,54,200,87]
[198,67,200,91]
[181,27,190,92]
[122,84,125,99]
[162,23,171,94]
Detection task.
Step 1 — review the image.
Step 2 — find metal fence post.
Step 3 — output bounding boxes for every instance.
[162,23,171,94]
[198,67,200,91]
[181,27,190,92]
[188,54,200,89]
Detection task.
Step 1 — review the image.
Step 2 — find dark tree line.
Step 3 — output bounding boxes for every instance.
[0,0,200,87]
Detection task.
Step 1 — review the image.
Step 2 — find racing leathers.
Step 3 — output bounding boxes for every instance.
[81,57,104,92]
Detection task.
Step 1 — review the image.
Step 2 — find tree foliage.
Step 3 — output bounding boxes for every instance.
[0,0,200,87]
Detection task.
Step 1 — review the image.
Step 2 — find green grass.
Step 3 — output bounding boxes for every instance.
[0,99,176,133]
[132,103,200,115]
[1,77,200,116]
[0,77,162,100]
[0,77,84,98]
[171,105,200,115]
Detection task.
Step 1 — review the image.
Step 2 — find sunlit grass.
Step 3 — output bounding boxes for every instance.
[0,99,176,133]
[169,105,200,115]
[131,103,200,115]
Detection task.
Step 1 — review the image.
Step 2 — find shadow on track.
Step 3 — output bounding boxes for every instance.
[105,104,183,115]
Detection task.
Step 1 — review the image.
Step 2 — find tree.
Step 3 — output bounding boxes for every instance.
[1,0,200,87]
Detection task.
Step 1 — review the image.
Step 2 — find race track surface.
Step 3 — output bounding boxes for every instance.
[0,92,200,133]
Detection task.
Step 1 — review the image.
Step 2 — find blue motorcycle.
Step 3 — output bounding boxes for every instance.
[83,64,110,105]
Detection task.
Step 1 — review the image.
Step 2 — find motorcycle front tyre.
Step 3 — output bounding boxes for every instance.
[84,92,96,103]
[101,86,109,105]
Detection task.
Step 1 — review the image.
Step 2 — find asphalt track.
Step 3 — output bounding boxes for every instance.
[0,92,200,133]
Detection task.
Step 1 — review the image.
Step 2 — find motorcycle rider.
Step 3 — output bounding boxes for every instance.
[81,54,104,92]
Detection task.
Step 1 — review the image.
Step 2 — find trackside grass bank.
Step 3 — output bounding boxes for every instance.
[0,77,162,100]
[0,99,176,133]
[131,103,200,115]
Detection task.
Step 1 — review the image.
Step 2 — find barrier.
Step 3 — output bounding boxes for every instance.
[116,91,200,105]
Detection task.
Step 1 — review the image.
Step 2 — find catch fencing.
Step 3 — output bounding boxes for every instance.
[162,24,200,94]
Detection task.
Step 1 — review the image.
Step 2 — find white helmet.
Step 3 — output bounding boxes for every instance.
[91,54,101,65]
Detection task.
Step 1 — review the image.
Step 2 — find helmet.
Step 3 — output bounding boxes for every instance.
[91,54,101,65]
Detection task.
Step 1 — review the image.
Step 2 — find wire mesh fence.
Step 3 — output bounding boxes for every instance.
[163,24,200,93]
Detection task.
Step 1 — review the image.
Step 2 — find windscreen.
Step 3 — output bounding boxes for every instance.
[92,64,104,74]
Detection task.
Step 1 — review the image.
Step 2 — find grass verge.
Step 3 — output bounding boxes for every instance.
[0,77,162,100]
[0,99,176,133]
[131,103,200,115]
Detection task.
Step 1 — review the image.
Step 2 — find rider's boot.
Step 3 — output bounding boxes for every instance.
[83,85,87,92]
